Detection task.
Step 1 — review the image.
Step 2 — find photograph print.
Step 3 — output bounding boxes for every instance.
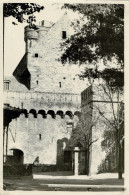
[3,2,124,191]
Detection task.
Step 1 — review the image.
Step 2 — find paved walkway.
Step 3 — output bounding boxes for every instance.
[3,172,124,191]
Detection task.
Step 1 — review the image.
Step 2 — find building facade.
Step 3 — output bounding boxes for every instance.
[81,83,124,175]
[4,13,88,174]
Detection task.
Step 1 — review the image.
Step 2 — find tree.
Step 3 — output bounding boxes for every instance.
[69,112,100,175]
[3,3,44,27]
[61,4,124,65]
[100,116,124,174]
[61,4,124,90]
[61,4,124,178]
[92,82,124,179]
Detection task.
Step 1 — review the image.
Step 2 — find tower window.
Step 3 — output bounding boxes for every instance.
[35,53,38,58]
[59,82,61,88]
[41,20,44,26]
[62,31,67,39]
[39,134,41,140]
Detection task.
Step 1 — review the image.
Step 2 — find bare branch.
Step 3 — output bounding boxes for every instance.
[89,138,99,146]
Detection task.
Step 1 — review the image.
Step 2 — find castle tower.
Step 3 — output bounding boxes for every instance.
[4,14,88,174]
[24,20,54,52]
[13,13,86,93]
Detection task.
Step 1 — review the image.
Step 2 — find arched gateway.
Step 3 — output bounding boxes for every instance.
[10,148,24,164]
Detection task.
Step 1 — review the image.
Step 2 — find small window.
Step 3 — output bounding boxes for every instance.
[39,134,41,140]
[4,80,10,90]
[59,82,61,88]
[36,80,38,85]
[30,40,32,47]
[21,102,23,109]
[41,20,44,26]
[67,122,73,132]
[35,53,38,58]
[62,31,67,39]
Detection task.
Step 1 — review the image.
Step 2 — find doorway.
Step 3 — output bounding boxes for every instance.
[11,149,24,164]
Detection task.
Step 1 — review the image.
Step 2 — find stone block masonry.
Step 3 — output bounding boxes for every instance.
[7,111,80,165]
[81,84,123,175]
[4,13,123,176]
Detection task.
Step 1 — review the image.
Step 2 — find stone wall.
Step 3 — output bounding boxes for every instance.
[4,91,81,113]
[81,84,122,175]
[7,112,80,166]
[4,13,88,173]
[12,13,87,94]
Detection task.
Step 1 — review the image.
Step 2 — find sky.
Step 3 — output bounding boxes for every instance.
[4,3,66,76]
[4,2,126,77]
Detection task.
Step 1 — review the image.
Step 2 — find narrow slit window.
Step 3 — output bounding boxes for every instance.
[59,82,61,88]
[39,134,41,140]
[62,31,67,39]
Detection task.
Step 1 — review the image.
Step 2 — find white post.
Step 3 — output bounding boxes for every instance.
[74,147,80,176]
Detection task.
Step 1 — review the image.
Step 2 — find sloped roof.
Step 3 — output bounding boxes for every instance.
[13,53,27,77]
[4,75,29,92]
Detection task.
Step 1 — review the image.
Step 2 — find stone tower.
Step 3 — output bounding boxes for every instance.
[4,13,88,174]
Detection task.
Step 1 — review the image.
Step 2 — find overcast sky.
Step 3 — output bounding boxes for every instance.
[4,3,66,77]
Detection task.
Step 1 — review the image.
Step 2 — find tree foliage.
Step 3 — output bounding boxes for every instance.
[69,113,99,149]
[81,68,124,91]
[3,3,44,24]
[94,83,124,178]
[61,4,124,177]
[62,4,124,64]
[61,4,124,90]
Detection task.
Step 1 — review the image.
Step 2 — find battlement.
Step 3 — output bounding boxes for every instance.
[4,91,81,113]
[24,20,54,42]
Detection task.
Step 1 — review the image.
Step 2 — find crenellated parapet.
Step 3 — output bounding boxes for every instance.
[4,91,81,113]
[24,20,54,52]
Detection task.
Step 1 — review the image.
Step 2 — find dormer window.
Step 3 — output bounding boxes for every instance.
[4,80,10,90]
[62,31,67,39]
[35,53,38,58]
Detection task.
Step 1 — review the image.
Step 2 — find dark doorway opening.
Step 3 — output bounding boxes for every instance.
[11,149,24,164]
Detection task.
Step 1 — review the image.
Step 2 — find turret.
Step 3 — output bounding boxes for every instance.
[37,20,54,39]
[24,20,54,52]
[24,26,38,52]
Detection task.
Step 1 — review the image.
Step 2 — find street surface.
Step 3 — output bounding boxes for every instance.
[3,172,124,191]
